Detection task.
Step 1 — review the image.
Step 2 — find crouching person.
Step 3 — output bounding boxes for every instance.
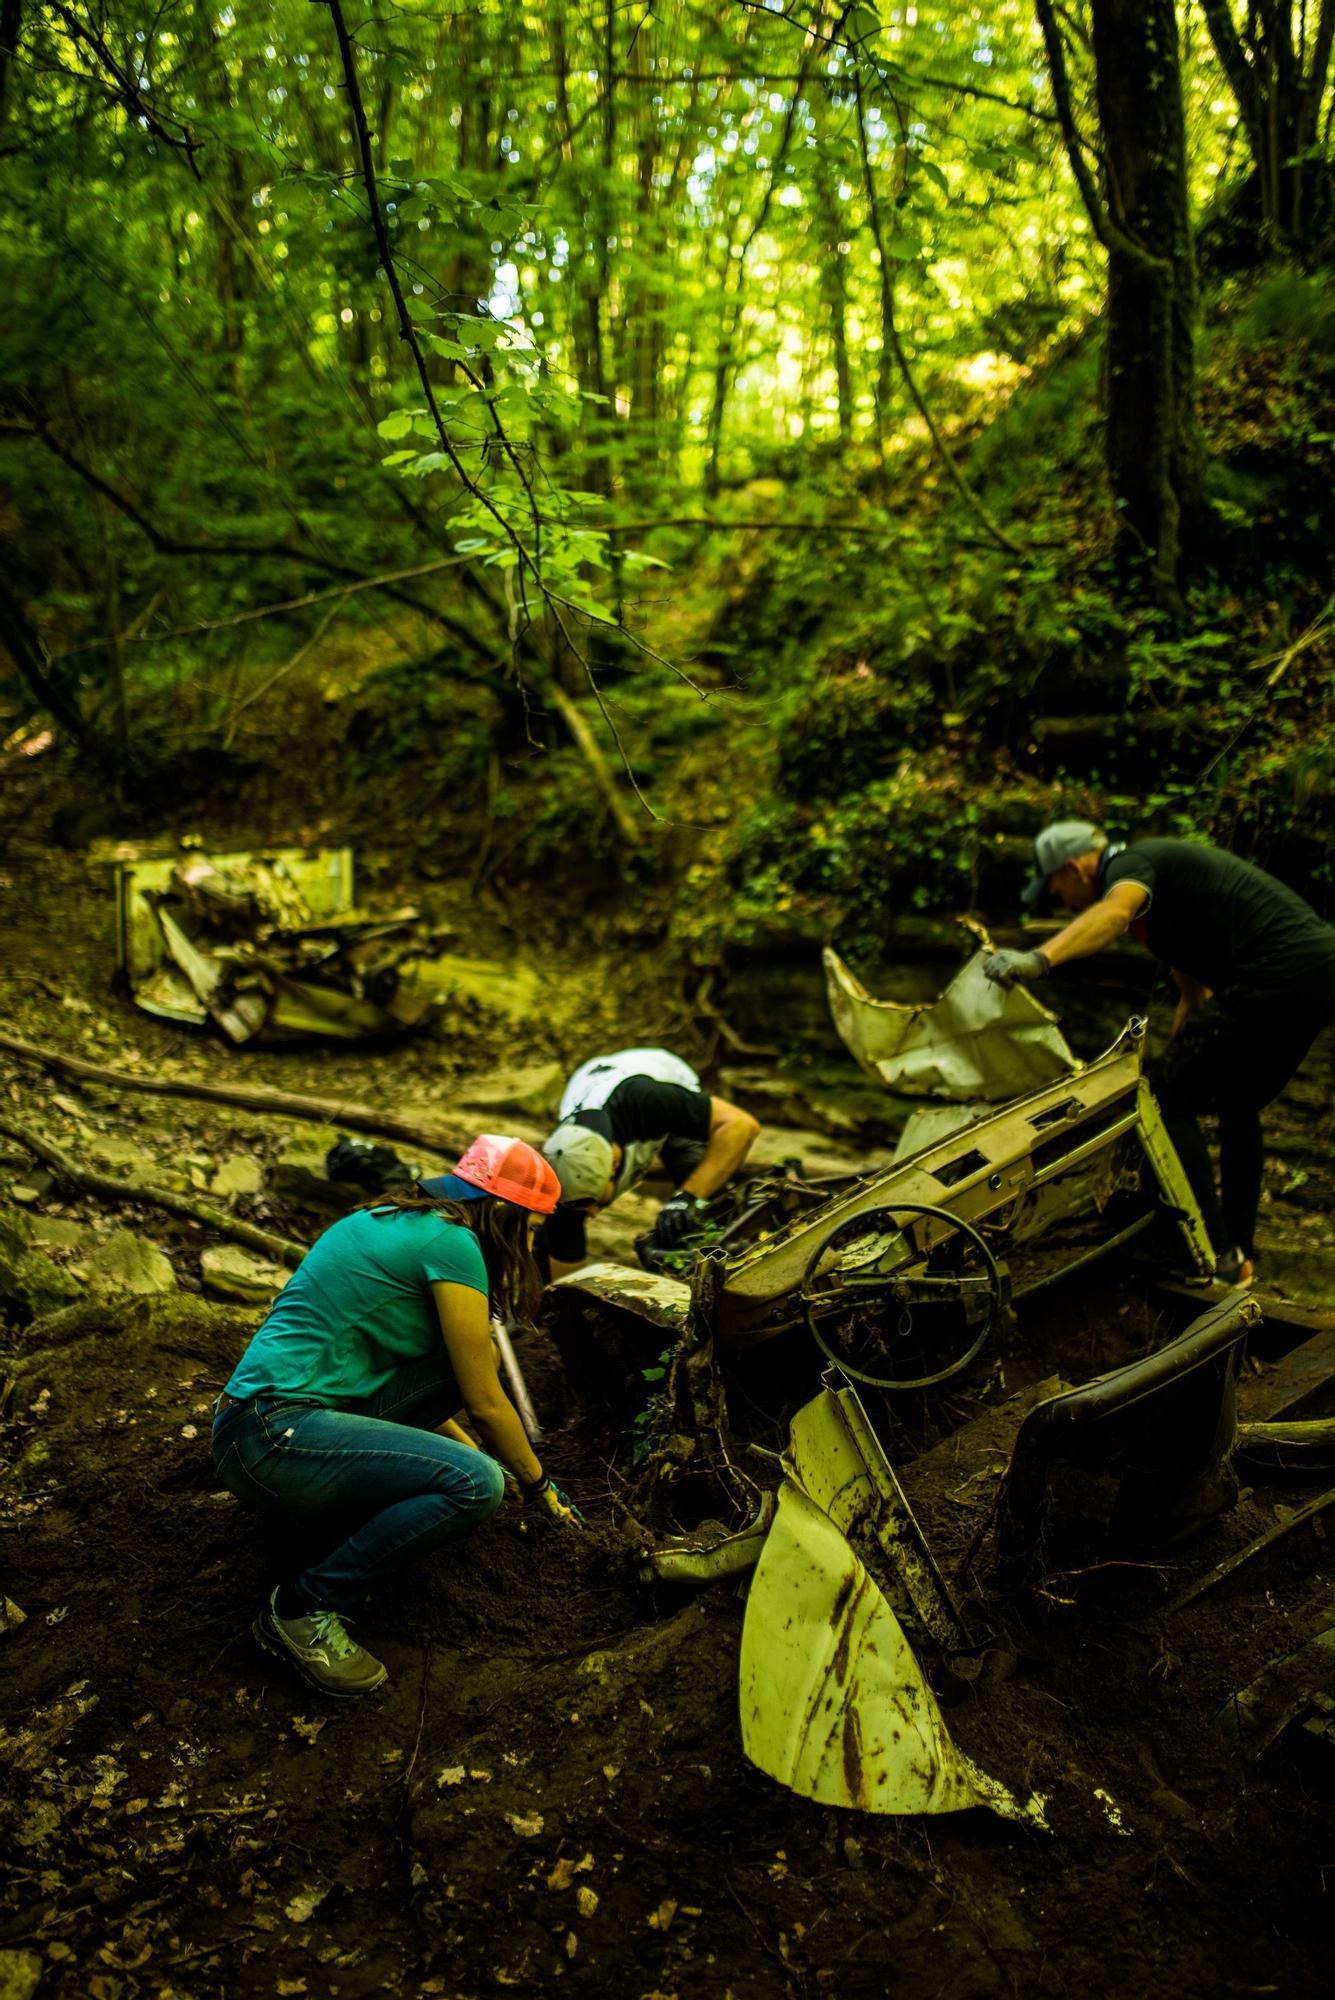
[212,1135,581,1698]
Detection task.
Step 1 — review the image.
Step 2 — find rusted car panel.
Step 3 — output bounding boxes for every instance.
[824,942,1078,1101]
[784,1372,971,1652]
[716,1019,1213,1351]
[739,1479,1046,1823]
[114,847,439,1043]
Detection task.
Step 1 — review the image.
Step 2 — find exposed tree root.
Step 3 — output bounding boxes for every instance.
[0,1027,462,1153]
[0,1111,308,1266]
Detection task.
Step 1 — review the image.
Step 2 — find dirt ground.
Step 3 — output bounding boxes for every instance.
[2,825,1335,2000]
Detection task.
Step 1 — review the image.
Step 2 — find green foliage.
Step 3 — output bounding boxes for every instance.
[346,660,504,807]
[629,1349,676,1465]
[1229,272,1335,349]
[0,0,1331,939]
[676,763,993,962]
[771,660,941,801]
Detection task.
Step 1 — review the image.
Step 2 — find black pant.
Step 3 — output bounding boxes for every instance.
[1150,966,1335,1259]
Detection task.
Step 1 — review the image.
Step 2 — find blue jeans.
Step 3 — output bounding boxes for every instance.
[211,1354,505,1617]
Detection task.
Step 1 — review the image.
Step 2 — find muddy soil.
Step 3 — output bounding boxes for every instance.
[2,830,1334,2000]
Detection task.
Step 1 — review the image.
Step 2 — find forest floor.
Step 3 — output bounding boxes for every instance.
[2,830,1335,2000]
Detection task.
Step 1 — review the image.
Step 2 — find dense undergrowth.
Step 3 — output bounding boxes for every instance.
[8,268,1335,969]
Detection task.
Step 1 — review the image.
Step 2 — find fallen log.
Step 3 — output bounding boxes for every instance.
[0,1028,462,1155]
[0,1113,308,1268]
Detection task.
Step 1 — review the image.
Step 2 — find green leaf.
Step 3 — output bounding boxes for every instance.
[553,590,618,627]
[465,319,504,350]
[376,410,416,440]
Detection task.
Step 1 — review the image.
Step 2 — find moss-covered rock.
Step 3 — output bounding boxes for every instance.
[0,1207,83,1324]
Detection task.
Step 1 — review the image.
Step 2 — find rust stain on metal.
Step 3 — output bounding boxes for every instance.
[841,1703,867,1809]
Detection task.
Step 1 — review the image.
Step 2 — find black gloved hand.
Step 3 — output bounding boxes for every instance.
[651,1190,708,1248]
[983,948,1051,991]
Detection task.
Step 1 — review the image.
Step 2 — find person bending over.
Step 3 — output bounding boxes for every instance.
[212,1135,580,1698]
[539,1047,761,1279]
[985,820,1335,1285]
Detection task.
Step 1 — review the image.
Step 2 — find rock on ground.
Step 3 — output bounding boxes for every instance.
[200,1242,290,1306]
[81,1229,176,1297]
[0,1207,83,1321]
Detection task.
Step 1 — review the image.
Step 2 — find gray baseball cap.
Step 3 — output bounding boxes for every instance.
[541,1120,616,1205]
[1021,820,1104,908]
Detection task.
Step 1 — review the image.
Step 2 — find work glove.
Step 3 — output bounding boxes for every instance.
[983,948,1051,991]
[650,1191,709,1249]
[521,1473,585,1527]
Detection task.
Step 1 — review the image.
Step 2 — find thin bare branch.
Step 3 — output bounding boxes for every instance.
[47,0,204,174]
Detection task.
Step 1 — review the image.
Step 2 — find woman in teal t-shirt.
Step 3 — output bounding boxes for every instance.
[212,1134,581,1698]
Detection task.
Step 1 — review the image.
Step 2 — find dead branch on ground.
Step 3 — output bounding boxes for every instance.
[0,1028,463,1155]
[0,1113,308,1266]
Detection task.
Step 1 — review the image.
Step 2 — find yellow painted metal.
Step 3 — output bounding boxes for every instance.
[718,1021,1150,1343]
[642,1492,776,1587]
[1135,1080,1214,1276]
[825,942,1078,1101]
[115,847,354,988]
[739,1481,1047,1824]
[785,1376,970,1652]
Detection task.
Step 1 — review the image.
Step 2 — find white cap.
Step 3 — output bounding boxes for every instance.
[541,1121,615,1204]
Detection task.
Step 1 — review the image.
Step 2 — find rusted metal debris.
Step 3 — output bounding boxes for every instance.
[715,1018,1213,1387]
[738,1371,1047,1825]
[114,845,443,1043]
[825,935,1078,1104]
[641,1492,776,1587]
[560,1015,1213,1397]
[1216,1601,1335,1761]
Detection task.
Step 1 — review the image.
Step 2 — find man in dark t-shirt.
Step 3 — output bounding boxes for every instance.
[983,821,1335,1282]
[539,1048,761,1279]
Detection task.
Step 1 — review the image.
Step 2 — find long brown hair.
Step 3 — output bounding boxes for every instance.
[357,1190,542,1321]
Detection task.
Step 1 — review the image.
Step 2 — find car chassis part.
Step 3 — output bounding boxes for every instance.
[715,1018,1213,1389]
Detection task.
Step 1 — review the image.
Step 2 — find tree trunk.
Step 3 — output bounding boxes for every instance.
[0,0,23,128]
[1090,0,1205,597]
[1199,0,1335,248]
[813,170,853,445]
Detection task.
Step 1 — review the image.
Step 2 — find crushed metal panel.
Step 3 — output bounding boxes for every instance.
[717,1019,1214,1348]
[1216,1609,1335,1760]
[114,847,439,1045]
[1134,1081,1214,1274]
[785,1377,971,1651]
[892,1100,990,1162]
[262,968,435,1041]
[550,1262,693,1339]
[719,1020,1148,1342]
[116,847,354,988]
[641,1492,776,1587]
[824,943,1078,1102]
[154,902,270,1043]
[739,1482,1046,1825]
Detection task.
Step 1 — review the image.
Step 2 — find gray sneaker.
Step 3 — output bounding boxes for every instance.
[253,1589,387,1698]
